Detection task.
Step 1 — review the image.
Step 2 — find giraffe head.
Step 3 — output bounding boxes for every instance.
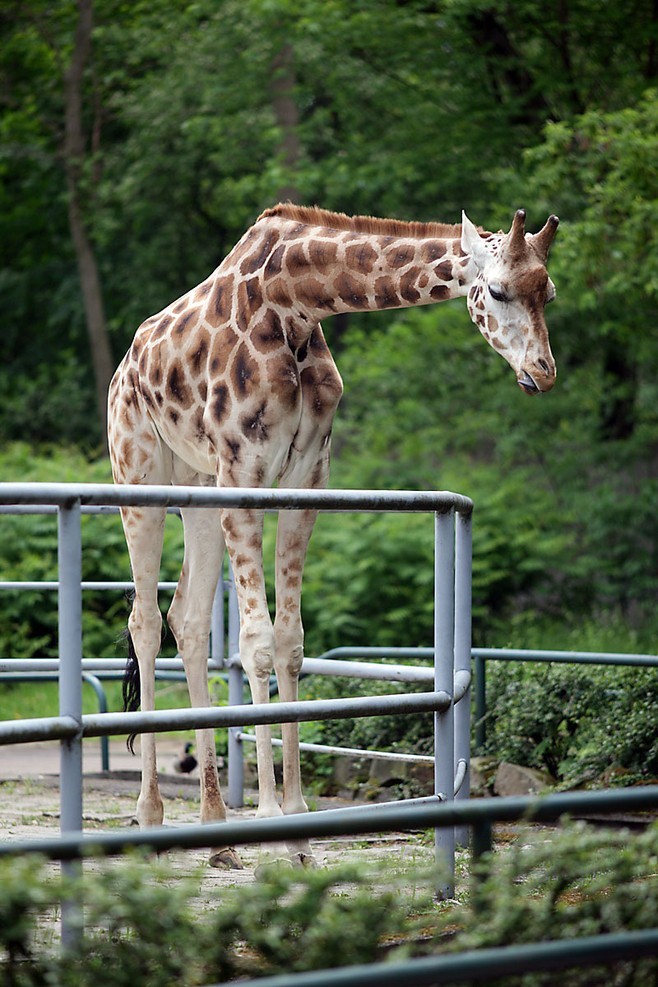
[461,209,559,394]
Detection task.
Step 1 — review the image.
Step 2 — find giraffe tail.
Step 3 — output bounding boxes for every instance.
[121,628,141,754]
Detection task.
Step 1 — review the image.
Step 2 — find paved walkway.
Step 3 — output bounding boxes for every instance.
[0,738,188,779]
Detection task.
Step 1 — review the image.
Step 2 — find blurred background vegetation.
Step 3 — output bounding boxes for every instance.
[0,0,656,774]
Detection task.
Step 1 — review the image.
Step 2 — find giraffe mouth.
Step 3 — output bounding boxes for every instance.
[517,370,541,395]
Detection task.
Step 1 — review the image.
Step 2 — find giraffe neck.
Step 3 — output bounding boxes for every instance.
[229,207,477,332]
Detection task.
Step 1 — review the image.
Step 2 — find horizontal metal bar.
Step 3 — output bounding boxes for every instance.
[0,658,223,673]
[2,784,658,861]
[317,645,658,669]
[201,929,658,987]
[237,732,435,764]
[473,647,658,668]
[0,505,182,516]
[239,735,465,797]
[0,581,178,592]
[0,714,80,744]
[316,647,434,662]
[78,691,451,739]
[0,482,473,516]
[301,656,434,683]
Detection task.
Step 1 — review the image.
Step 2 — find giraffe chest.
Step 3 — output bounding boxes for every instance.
[136,336,339,483]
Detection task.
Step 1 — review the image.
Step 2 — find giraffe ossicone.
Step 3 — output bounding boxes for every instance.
[108,203,559,869]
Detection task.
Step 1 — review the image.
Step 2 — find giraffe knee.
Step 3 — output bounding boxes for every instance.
[128,607,163,663]
[240,625,275,680]
[274,619,304,677]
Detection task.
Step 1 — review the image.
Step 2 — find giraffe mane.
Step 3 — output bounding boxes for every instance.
[259,203,464,240]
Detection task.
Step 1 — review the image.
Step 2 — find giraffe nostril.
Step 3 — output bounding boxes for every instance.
[537,359,551,375]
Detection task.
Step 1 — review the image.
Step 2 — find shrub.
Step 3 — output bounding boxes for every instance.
[3,823,658,986]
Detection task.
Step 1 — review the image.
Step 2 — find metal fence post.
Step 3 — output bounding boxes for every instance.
[210,567,225,668]
[434,509,455,897]
[475,654,487,753]
[227,564,244,808]
[58,498,83,946]
[454,510,472,848]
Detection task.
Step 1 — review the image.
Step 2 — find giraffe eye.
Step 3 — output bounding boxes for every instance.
[489,285,508,303]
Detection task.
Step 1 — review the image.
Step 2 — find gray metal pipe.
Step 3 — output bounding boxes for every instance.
[0,714,79,744]
[2,783,658,862]
[79,691,451,740]
[0,481,473,516]
[434,509,455,895]
[198,930,658,987]
[237,732,435,765]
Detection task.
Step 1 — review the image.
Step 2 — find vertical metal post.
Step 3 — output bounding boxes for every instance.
[210,567,225,668]
[58,499,83,946]
[434,509,455,897]
[454,510,472,848]
[475,654,487,753]
[227,563,244,808]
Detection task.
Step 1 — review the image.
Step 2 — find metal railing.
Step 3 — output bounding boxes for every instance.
[0,481,473,914]
[2,483,658,980]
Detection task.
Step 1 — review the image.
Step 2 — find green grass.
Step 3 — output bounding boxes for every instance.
[0,679,192,722]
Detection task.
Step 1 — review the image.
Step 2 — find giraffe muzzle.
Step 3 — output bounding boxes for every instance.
[517,370,541,395]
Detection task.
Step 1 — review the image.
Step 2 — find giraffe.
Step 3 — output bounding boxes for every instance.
[107,203,559,869]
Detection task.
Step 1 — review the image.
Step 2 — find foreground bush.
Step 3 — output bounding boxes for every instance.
[2,821,658,986]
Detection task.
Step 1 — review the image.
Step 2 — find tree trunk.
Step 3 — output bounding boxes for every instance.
[271,41,301,203]
[64,0,113,447]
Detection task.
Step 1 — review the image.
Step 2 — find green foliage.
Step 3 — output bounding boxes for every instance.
[0,444,184,668]
[0,854,434,985]
[453,821,658,986]
[3,825,658,985]
[483,661,658,785]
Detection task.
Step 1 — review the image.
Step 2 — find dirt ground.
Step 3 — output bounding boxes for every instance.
[0,739,437,893]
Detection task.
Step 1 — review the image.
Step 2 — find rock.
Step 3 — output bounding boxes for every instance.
[368,758,408,786]
[470,756,498,796]
[493,761,554,797]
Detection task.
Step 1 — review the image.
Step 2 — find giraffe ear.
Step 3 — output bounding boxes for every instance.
[461,211,489,269]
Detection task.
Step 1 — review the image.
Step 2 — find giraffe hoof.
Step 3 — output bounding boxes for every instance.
[209,847,244,870]
[290,851,318,869]
[254,855,293,879]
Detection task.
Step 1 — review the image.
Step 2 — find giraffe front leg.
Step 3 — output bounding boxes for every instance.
[171,506,243,870]
[273,506,321,868]
[222,506,290,870]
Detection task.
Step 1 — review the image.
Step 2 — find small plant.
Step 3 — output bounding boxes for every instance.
[3,823,658,986]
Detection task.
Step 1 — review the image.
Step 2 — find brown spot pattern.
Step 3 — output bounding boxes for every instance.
[386,243,415,269]
[206,276,233,328]
[189,327,210,376]
[264,243,285,279]
[267,353,300,410]
[307,239,339,271]
[335,271,368,309]
[399,267,421,304]
[210,383,231,425]
[286,242,309,278]
[345,242,378,274]
[252,309,285,353]
[236,277,264,331]
[374,276,401,309]
[421,240,447,262]
[231,343,260,400]
[167,362,194,409]
[296,277,337,312]
[209,327,238,374]
[240,230,281,275]
[267,278,293,309]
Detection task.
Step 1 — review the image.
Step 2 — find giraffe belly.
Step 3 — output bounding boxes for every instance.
[154,417,219,478]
